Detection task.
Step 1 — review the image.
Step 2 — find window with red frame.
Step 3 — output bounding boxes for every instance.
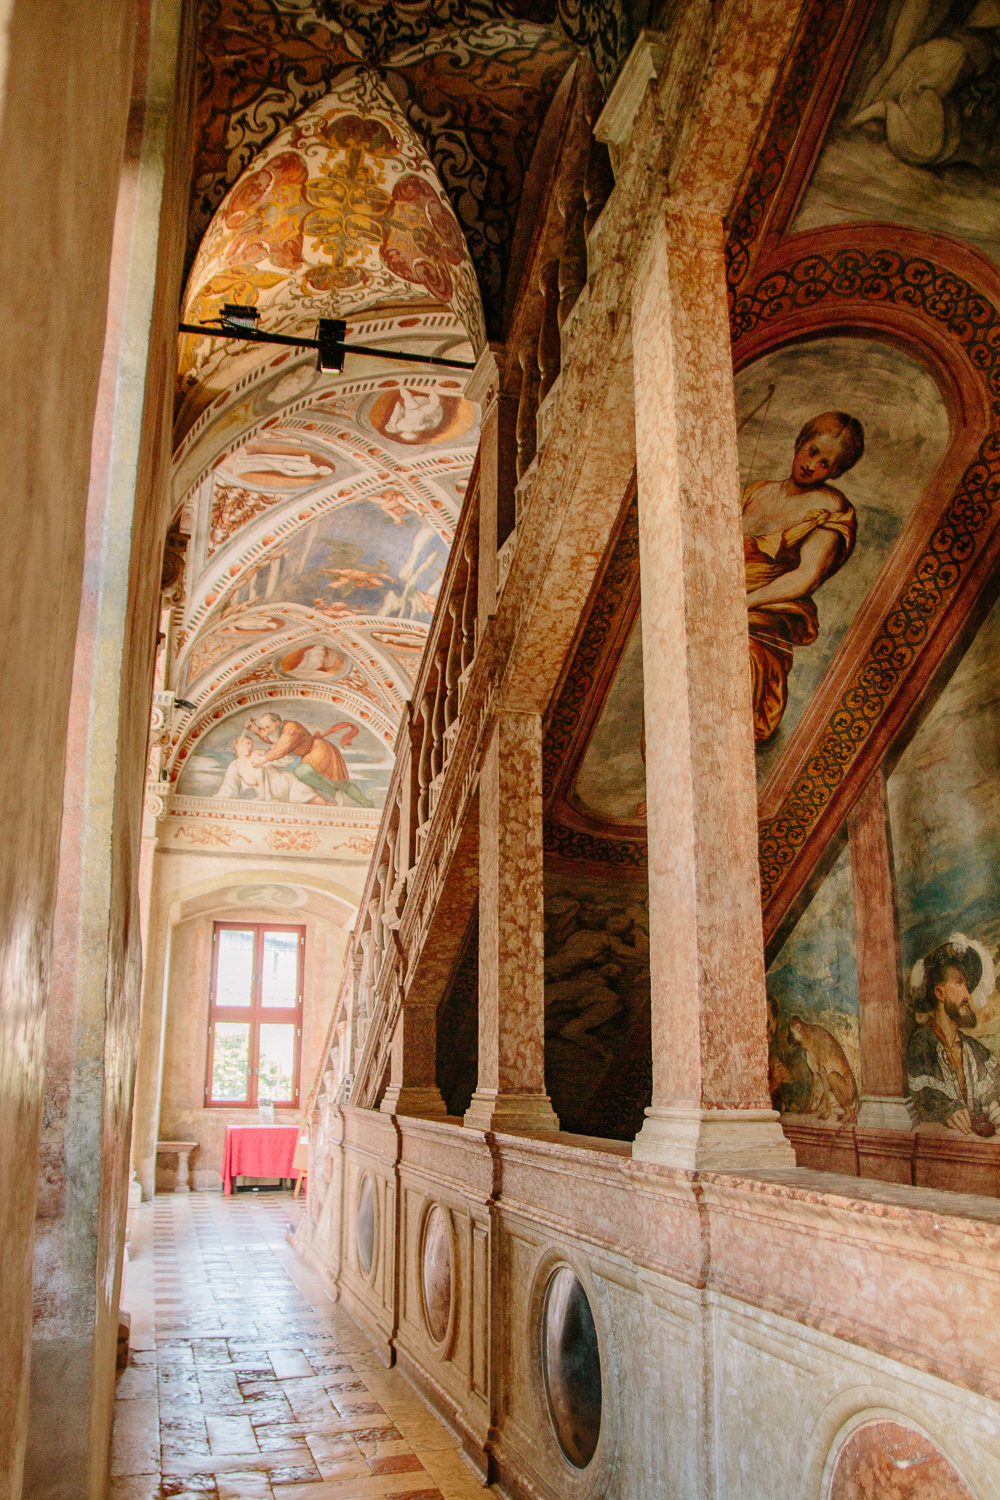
[206,922,305,1108]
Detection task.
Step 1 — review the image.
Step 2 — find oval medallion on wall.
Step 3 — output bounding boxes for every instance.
[541,1266,602,1469]
[421,1204,453,1346]
[356,1173,376,1277]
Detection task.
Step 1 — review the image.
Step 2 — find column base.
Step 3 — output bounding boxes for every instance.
[632,1106,796,1171]
[379,1085,448,1118]
[463,1091,560,1134]
[856,1095,915,1130]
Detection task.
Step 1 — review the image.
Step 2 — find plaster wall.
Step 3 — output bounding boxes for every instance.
[24,5,195,1497]
[137,848,366,1195]
[0,0,180,1494]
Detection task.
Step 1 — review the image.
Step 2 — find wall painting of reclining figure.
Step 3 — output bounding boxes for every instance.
[796,0,1000,270]
[736,337,949,782]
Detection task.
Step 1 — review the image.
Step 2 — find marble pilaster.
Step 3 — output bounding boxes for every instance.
[464,709,558,1134]
[848,772,913,1137]
[631,208,793,1171]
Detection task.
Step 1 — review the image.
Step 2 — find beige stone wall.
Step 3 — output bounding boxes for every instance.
[22,4,195,1497]
[0,2,146,1494]
[134,847,366,1196]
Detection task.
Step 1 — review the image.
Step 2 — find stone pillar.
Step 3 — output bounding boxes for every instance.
[466,345,518,634]
[849,772,913,1139]
[465,709,559,1133]
[380,1002,447,1118]
[631,207,794,1171]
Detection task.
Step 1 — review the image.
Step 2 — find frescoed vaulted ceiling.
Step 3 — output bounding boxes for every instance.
[166,0,640,811]
[187,0,643,338]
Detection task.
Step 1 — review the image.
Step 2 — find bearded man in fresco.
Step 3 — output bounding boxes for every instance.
[247,712,372,807]
[907,939,1000,1135]
[743,410,865,743]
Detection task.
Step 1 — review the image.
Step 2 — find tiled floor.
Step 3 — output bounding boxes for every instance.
[111,1192,489,1500]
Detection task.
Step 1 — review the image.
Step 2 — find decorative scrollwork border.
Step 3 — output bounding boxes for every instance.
[725,0,849,297]
[733,246,1000,905]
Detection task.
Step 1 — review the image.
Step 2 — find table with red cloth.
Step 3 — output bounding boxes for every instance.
[221,1125,299,1195]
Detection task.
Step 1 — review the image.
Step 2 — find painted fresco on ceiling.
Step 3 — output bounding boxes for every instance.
[737,337,949,782]
[795,0,1000,266]
[364,624,427,682]
[273,640,350,683]
[362,388,476,447]
[184,604,291,683]
[189,3,579,330]
[177,699,391,807]
[571,615,646,823]
[765,844,861,1124]
[543,870,650,1140]
[204,499,447,627]
[179,69,484,417]
[206,436,358,556]
[889,589,1000,1133]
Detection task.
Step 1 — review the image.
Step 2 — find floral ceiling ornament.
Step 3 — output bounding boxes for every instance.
[179,67,483,424]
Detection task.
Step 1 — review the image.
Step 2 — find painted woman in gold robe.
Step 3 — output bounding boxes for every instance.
[743,410,864,744]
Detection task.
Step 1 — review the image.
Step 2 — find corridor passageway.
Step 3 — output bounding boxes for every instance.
[111,1194,486,1500]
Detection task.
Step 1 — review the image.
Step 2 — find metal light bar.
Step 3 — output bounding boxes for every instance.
[177,311,476,371]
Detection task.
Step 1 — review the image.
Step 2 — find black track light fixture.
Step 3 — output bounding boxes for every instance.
[178,305,475,372]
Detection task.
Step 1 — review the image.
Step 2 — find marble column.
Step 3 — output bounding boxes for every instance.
[465,709,559,1134]
[466,345,518,634]
[631,207,794,1171]
[849,772,913,1136]
[380,1001,447,1118]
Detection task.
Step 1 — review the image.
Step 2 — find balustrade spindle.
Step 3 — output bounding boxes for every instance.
[460,541,477,672]
[430,646,448,781]
[583,134,614,237]
[558,184,587,328]
[537,259,561,404]
[417,690,434,828]
[516,337,540,480]
[445,595,462,726]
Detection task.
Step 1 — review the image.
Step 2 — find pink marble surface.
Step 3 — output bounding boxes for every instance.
[633,209,771,1117]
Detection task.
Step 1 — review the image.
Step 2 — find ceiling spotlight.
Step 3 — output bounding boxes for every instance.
[174,698,197,712]
[218,304,260,331]
[317,317,348,373]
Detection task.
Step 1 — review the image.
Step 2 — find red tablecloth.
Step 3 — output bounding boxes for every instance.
[221,1125,299,1195]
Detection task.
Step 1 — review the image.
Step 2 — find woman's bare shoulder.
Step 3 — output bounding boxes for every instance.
[816,482,849,512]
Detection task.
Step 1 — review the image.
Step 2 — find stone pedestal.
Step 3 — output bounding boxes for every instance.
[631,207,792,1171]
[157,1141,198,1194]
[465,709,559,1135]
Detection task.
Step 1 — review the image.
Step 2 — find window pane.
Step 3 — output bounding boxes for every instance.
[261,930,299,1008]
[216,928,254,1007]
[211,1022,250,1101]
[258,1024,296,1102]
